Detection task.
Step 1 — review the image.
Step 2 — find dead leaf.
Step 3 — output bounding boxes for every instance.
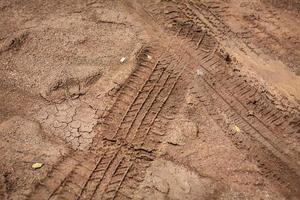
[32,162,43,169]
[233,125,241,133]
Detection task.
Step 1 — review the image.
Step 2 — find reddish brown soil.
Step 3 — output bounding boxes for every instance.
[0,0,299,200]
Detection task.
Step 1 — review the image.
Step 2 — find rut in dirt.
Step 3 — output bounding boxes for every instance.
[26,0,300,199]
[27,44,190,199]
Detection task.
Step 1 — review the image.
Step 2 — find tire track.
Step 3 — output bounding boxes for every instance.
[27,45,190,199]
[141,0,300,197]
[27,1,300,199]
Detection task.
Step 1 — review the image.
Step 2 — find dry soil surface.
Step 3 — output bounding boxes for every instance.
[0,0,299,200]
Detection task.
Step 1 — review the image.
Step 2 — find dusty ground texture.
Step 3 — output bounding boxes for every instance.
[0,0,299,200]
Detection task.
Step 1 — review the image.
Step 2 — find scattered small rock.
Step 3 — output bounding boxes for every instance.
[120,57,126,63]
[247,110,254,116]
[197,69,204,76]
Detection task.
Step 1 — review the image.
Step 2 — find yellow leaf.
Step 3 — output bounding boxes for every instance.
[233,125,241,133]
[32,162,43,169]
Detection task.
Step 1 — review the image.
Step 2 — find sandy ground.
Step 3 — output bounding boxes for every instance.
[0,0,299,199]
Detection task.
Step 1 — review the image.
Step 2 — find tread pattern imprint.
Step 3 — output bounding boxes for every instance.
[26,0,300,199]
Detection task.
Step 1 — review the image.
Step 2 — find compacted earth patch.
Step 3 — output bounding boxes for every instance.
[0,0,299,199]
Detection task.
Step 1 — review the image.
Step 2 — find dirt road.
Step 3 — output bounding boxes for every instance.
[0,0,299,199]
